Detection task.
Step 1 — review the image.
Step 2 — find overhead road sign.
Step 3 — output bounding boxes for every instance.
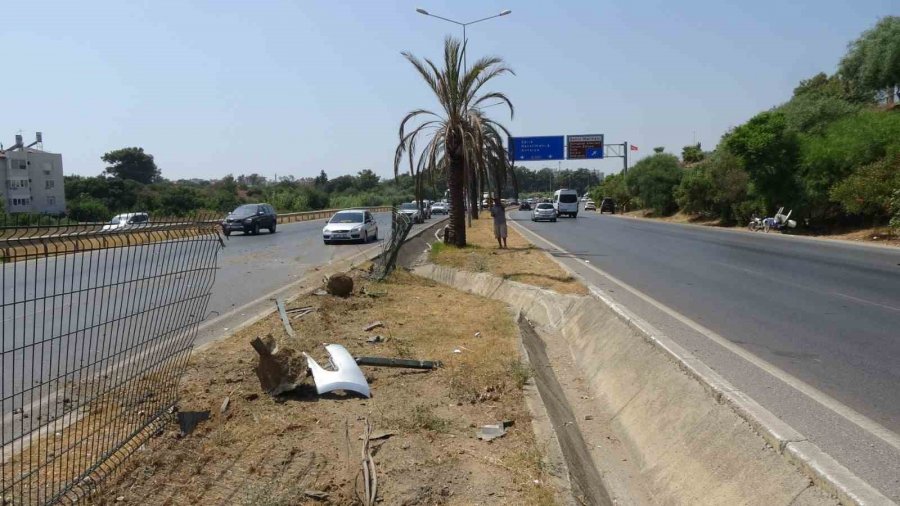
[508,136,565,161]
[567,134,604,159]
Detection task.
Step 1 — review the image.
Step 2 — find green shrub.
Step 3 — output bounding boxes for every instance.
[624,153,683,215]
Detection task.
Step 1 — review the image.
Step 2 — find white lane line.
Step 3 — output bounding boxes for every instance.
[512,220,900,452]
[832,292,900,314]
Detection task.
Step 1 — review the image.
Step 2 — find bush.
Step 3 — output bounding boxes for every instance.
[675,165,714,214]
[624,153,683,215]
[590,172,631,210]
[829,153,900,218]
[890,189,900,232]
[68,195,110,222]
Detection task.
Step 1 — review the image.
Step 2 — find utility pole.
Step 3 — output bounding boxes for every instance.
[623,142,629,174]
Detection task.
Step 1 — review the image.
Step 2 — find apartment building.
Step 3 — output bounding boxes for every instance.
[0,132,66,214]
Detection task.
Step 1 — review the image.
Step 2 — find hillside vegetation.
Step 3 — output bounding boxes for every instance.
[592,16,900,232]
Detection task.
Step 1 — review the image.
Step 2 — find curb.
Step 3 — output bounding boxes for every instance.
[510,220,896,506]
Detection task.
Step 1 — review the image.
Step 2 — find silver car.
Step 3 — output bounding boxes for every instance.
[398,202,424,224]
[323,210,379,244]
[531,202,557,222]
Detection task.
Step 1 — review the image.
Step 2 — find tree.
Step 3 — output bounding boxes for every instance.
[839,16,900,103]
[625,153,683,215]
[722,110,800,210]
[681,143,704,164]
[653,146,665,154]
[395,37,514,246]
[68,194,110,222]
[356,169,380,191]
[101,147,160,184]
[590,172,632,210]
[314,170,329,187]
[674,165,714,213]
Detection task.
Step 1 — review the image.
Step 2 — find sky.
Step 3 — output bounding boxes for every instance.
[1,0,894,181]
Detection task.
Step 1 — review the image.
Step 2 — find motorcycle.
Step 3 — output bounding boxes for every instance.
[762,208,797,233]
[748,215,764,232]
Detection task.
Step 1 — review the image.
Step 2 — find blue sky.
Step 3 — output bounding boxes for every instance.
[1,0,893,180]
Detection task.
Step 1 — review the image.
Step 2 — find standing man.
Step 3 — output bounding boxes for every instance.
[491,199,508,249]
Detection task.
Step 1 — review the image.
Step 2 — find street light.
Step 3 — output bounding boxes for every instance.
[415,7,512,71]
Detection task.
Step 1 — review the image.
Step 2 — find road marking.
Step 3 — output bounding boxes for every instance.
[512,221,900,452]
[832,292,900,314]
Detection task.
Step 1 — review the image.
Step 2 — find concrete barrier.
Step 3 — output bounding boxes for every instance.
[412,263,874,505]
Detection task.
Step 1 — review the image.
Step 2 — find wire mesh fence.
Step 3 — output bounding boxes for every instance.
[373,206,414,281]
[1,214,224,504]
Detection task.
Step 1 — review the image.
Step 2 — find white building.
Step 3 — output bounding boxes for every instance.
[0,132,66,214]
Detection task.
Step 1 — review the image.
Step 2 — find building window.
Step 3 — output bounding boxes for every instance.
[6,179,29,190]
[47,196,56,205]
[10,197,31,206]
[17,162,26,170]
[45,180,55,189]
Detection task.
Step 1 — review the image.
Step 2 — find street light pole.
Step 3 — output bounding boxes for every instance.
[415,8,512,73]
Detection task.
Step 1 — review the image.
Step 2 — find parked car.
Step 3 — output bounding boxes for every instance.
[585,201,597,211]
[553,189,579,218]
[519,201,532,211]
[431,202,449,214]
[599,198,616,214]
[398,202,424,224]
[531,202,557,222]
[101,212,149,231]
[323,209,378,244]
[222,203,277,236]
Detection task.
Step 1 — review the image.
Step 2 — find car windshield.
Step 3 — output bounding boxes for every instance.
[399,203,417,210]
[232,204,258,217]
[108,216,125,224]
[330,212,364,224]
[559,194,578,203]
[537,203,554,210]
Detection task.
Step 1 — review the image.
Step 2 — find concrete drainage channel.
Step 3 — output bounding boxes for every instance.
[400,232,892,504]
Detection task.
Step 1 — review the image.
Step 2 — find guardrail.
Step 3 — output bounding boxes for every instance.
[277,206,393,225]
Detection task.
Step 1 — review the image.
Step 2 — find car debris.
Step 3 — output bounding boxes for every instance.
[304,344,371,397]
[177,410,211,436]
[365,335,385,344]
[303,490,329,500]
[354,356,442,370]
[358,429,397,441]
[363,321,384,332]
[476,420,514,442]
[275,299,295,338]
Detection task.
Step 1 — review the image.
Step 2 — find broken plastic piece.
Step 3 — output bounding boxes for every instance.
[303,344,371,398]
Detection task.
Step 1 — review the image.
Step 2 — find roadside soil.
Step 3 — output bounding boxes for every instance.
[430,214,588,295]
[621,209,900,247]
[92,267,559,505]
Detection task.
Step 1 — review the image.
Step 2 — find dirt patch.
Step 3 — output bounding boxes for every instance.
[430,216,587,295]
[92,268,559,505]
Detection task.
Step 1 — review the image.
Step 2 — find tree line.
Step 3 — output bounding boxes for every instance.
[591,16,900,232]
[64,147,432,221]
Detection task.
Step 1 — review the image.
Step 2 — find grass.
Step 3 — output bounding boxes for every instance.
[92,267,560,504]
[430,215,588,295]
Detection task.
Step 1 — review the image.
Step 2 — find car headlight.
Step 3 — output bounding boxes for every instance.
[244,218,253,224]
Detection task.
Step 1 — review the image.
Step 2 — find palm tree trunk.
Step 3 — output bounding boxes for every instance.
[468,165,479,220]
[448,157,467,246]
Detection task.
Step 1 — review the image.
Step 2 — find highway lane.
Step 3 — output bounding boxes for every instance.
[512,207,900,499]
[2,211,436,441]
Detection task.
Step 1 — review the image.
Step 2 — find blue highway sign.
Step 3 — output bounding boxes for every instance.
[508,136,565,161]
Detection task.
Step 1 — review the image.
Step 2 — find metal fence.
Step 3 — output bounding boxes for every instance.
[373,206,414,280]
[1,214,223,504]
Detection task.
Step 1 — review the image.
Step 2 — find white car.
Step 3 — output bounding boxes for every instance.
[531,203,557,222]
[323,209,378,244]
[398,202,424,224]
[431,202,449,215]
[101,212,149,231]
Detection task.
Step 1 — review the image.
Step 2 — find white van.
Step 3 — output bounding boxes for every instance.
[553,189,579,218]
[101,212,150,231]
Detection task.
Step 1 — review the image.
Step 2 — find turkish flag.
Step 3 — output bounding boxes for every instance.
[630,145,639,151]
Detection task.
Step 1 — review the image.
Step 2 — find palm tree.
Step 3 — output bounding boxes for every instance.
[395,37,514,247]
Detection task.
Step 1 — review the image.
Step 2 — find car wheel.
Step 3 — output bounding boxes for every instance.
[223,229,231,237]
[270,222,276,233]
[252,223,260,235]
[572,213,578,218]
[373,228,378,241]
[551,218,557,222]
[324,239,331,245]
[362,231,368,244]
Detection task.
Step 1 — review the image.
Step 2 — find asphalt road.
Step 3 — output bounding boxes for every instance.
[512,207,900,500]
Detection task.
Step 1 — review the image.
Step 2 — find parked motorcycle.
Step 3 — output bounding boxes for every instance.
[763,208,797,233]
[748,215,764,232]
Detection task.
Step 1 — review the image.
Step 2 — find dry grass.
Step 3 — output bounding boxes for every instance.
[430,215,588,295]
[92,268,559,505]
